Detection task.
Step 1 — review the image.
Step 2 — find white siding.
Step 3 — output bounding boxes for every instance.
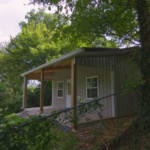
[52,69,71,108]
[76,55,139,117]
[51,54,139,117]
[76,65,112,117]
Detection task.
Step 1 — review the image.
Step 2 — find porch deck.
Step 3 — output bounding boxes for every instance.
[17,106,113,124]
[17,106,64,118]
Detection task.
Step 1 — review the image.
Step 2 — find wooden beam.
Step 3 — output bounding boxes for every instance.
[26,77,52,81]
[26,63,71,80]
[23,76,27,110]
[40,69,44,113]
[45,66,71,71]
[27,72,53,78]
[26,71,53,80]
[71,57,77,130]
[27,75,52,79]
[26,77,40,80]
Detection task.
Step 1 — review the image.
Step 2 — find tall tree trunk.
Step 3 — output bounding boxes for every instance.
[135,0,150,129]
[135,0,150,48]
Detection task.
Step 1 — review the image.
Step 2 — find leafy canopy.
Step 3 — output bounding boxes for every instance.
[0,8,90,104]
[30,0,140,47]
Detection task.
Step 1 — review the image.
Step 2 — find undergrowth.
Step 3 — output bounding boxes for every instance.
[0,100,103,150]
[0,113,78,150]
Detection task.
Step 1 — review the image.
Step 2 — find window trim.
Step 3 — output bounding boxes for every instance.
[86,76,99,99]
[57,81,64,98]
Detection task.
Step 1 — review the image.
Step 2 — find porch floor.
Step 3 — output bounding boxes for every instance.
[17,106,64,118]
[17,106,113,123]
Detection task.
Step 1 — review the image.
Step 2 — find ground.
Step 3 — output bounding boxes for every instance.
[75,116,135,150]
[111,126,150,150]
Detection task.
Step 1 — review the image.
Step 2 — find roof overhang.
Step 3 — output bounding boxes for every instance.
[21,46,139,79]
[21,48,84,77]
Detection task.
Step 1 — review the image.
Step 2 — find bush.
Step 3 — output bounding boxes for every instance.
[0,112,78,150]
[2,98,22,114]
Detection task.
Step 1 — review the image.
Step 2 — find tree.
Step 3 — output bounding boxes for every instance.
[30,0,150,127]
[134,0,150,127]
[19,8,68,32]
[0,9,90,105]
[1,21,56,98]
[30,0,140,46]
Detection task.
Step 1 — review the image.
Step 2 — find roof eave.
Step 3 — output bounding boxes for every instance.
[21,48,85,77]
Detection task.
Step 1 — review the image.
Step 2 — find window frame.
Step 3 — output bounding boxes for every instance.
[86,76,99,99]
[57,81,64,98]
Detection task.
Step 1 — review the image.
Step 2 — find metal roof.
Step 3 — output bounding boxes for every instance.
[21,47,139,76]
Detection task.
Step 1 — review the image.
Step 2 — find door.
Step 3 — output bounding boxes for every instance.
[66,79,71,107]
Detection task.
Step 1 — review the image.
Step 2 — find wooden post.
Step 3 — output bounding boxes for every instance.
[23,76,27,110]
[71,58,77,130]
[40,69,44,113]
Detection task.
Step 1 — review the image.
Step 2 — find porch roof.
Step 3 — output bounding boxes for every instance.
[21,47,139,80]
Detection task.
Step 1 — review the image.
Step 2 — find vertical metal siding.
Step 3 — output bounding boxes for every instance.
[52,69,71,108]
[51,54,139,117]
[76,56,113,117]
[115,55,138,116]
[76,55,139,117]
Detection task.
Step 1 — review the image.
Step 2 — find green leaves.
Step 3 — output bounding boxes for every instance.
[0,8,90,109]
[0,97,103,150]
[30,0,140,47]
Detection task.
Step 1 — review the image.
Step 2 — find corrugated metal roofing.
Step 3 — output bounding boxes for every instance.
[21,47,139,76]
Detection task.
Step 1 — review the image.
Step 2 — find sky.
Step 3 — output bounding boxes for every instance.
[0,0,51,43]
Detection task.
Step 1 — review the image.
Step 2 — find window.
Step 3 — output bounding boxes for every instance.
[86,77,98,98]
[57,81,63,98]
[67,81,71,95]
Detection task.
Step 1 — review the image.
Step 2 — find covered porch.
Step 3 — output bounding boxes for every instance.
[21,56,77,129]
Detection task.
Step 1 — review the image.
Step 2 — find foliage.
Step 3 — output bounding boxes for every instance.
[76,100,103,123]
[30,0,140,47]
[0,83,22,114]
[0,108,9,121]
[19,8,68,32]
[0,83,10,103]
[112,121,150,150]
[0,97,103,150]
[0,21,56,101]
[19,8,92,54]
[4,99,22,114]
[0,9,91,108]
[27,81,52,108]
[121,77,144,95]
[0,115,61,150]
[27,83,40,107]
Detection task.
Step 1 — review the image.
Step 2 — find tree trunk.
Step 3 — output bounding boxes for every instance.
[134,0,150,129]
[135,0,150,48]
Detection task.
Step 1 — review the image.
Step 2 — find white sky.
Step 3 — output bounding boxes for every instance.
[0,0,52,43]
